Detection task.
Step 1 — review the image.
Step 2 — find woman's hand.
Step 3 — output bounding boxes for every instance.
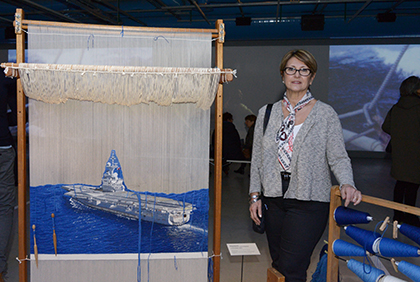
[341,184,362,207]
[249,199,262,225]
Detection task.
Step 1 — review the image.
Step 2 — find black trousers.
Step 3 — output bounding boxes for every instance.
[263,183,329,282]
[393,180,420,226]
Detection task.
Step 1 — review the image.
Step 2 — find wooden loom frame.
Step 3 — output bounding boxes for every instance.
[12,8,226,282]
[327,185,420,281]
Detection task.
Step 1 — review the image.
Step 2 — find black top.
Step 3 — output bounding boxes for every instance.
[382,94,420,184]
[211,121,244,161]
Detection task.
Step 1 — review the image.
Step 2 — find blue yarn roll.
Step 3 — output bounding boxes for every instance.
[398,261,420,282]
[345,225,381,254]
[332,239,366,257]
[399,223,420,246]
[334,206,372,225]
[347,259,385,282]
[378,237,420,257]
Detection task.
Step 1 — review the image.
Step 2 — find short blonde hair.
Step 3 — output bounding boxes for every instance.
[280,49,317,77]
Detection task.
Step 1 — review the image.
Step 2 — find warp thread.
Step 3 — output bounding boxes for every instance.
[154,35,169,43]
[147,193,158,282]
[135,192,142,282]
[174,255,178,270]
[87,34,94,50]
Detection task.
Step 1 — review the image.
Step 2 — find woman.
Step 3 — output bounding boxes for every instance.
[249,49,362,281]
[382,76,420,227]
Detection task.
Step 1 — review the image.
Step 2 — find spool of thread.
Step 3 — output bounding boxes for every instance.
[347,259,385,282]
[333,239,367,257]
[396,260,420,282]
[379,275,411,282]
[378,237,420,257]
[398,223,420,246]
[334,206,373,225]
[345,225,381,254]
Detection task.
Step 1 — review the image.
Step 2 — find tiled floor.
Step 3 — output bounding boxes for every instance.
[5,157,420,281]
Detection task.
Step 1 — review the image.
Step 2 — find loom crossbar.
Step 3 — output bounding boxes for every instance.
[18,19,219,36]
[1,63,235,84]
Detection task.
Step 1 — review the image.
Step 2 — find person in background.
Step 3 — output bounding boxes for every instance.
[0,75,17,282]
[212,112,245,175]
[249,49,362,282]
[382,76,420,227]
[235,114,257,175]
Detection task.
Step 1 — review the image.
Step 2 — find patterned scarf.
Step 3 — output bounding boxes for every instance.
[276,91,314,171]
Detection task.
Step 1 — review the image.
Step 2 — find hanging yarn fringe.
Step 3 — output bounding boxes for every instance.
[345,225,381,254]
[333,239,367,257]
[9,63,224,110]
[347,259,385,282]
[377,237,420,257]
[334,206,372,226]
[396,260,420,282]
[310,252,328,282]
[398,223,420,246]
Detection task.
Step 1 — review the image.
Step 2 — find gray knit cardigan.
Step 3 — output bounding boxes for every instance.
[249,100,355,202]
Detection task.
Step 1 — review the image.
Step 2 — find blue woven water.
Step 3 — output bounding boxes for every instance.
[30,185,208,255]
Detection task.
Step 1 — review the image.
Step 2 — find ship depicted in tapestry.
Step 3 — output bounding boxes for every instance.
[62,150,194,226]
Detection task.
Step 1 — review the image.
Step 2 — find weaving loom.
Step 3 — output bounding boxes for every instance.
[4,8,231,282]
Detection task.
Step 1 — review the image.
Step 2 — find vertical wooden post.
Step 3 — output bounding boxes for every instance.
[212,19,224,282]
[14,8,28,282]
[327,186,341,282]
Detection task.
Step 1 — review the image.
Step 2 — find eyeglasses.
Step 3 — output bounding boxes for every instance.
[283,67,311,77]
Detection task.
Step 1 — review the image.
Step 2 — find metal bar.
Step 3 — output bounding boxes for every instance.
[127,0,402,12]
[188,0,211,24]
[13,0,82,23]
[384,0,406,13]
[237,0,245,17]
[0,15,13,23]
[348,0,373,22]
[92,0,148,26]
[62,0,119,24]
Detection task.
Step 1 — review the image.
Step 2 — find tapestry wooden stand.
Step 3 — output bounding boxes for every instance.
[9,8,229,282]
[327,185,420,282]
